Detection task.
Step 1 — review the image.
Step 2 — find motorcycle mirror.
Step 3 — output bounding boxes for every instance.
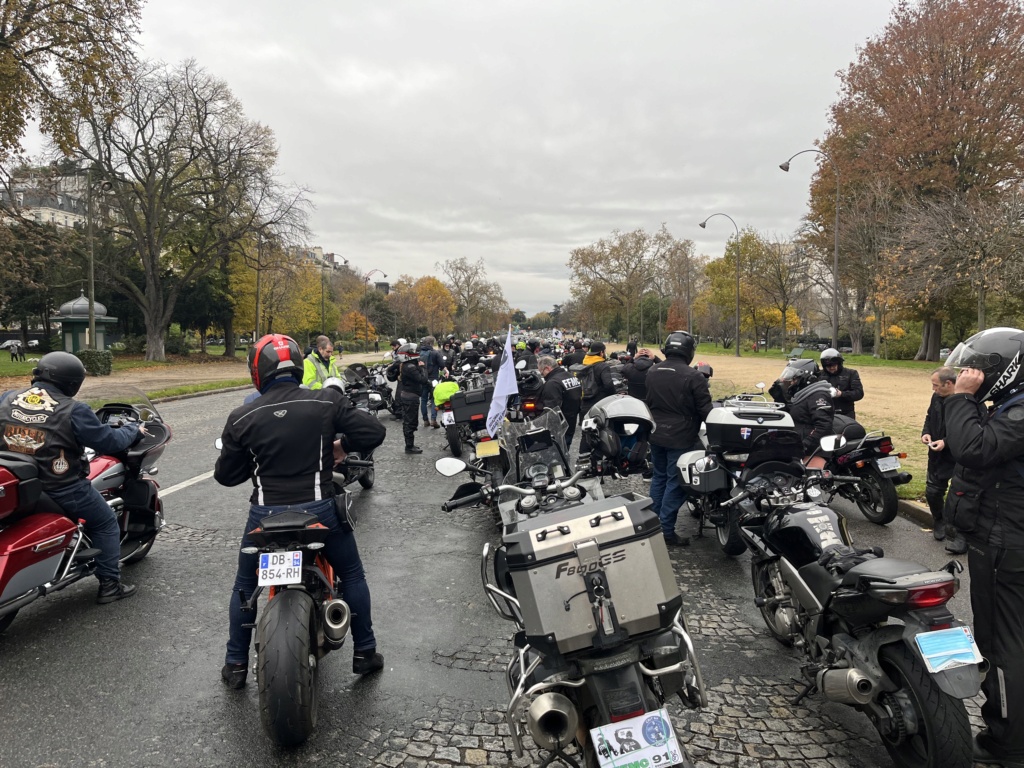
[755,381,765,390]
[138,408,154,423]
[515,359,527,370]
[435,457,468,477]
[819,435,846,452]
[694,456,719,473]
[214,438,223,450]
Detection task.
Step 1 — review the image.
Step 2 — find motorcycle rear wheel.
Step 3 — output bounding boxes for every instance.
[751,561,795,647]
[445,424,462,457]
[875,643,971,768]
[257,589,319,747]
[855,466,899,525]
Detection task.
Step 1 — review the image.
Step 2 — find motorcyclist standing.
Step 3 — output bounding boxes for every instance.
[538,355,582,446]
[771,358,835,456]
[621,348,660,400]
[215,334,386,688]
[817,348,863,419]
[943,328,1024,767]
[387,342,427,454]
[0,352,143,603]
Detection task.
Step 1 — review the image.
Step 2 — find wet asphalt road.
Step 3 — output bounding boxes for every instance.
[0,390,977,768]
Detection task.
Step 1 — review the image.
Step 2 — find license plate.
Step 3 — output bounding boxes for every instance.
[915,626,983,673]
[476,440,500,458]
[875,456,901,473]
[258,551,303,586]
[441,410,455,426]
[589,707,683,767]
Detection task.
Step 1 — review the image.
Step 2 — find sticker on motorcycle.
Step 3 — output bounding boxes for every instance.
[441,411,455,426]
[258,551,303,586]
[3,424,46,454]
[740,427,752,440]
[589,707,682,768]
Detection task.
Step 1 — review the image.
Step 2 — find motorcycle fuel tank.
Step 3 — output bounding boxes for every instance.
[88,456,126,493]
[0,512,76,602]
[762,503,852,570]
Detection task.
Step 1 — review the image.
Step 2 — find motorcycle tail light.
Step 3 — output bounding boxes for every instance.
[872,582,957,608]
[609,708,646,723]
[471,414,484,421]
[879,439,894,455]
[898,452,907,459]
[523,401,537,411]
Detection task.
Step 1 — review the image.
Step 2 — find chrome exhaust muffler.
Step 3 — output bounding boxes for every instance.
[527,692,580,751]
[322,599,351,649]
[818,668,875,705]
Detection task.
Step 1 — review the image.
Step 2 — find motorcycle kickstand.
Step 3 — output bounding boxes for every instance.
[536,745,581,768]
[791,677,817,706]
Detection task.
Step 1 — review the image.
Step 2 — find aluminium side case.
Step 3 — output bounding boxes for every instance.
[676,449,730,494]
[502,493,681,656]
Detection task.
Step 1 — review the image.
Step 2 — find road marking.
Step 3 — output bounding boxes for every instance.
[162,470,215,497]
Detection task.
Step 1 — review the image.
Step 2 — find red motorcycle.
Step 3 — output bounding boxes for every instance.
[0,385,171,634]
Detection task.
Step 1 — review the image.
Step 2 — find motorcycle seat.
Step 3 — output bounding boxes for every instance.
[840,558,926,587]
[798,562,842,606]
[259,509,319,531]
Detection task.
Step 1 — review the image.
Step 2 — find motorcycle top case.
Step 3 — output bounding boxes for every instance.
[705,405,794,454]
[449,384,494,424]
[502,493,681,655]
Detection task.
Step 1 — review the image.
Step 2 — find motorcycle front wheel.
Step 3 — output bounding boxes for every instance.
[854,466,899,525]
[257,589,319,747]
[713,500,745,557]
[875,643,971,768]
[445,424,462,457]
[751,561,795,647]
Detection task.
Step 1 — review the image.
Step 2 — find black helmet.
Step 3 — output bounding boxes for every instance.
[820,348,844,367]
[778,358,818,396]
[527,338,541,352]
[32,351,86,397]
[662,331,696,363]
[946,327,1024,403]
[247,334,303,390]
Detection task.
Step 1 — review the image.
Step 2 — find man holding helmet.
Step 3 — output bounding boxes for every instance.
[644,331,712,546]
[943,327,1024,766]
[215,334,387,688]
[818,348,863,419]
[0,352,144,603]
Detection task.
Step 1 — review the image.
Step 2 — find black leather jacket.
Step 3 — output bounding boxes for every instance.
[644,357,713,449]
[944,392,1024,549]
[215,380,386,506]
[781,380,835,454]
[621,356,657,399]
[541,366,582,420]
[818,365,863,417]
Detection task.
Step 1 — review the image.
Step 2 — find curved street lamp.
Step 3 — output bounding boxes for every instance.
[699,213,741,357]
[780,148,840,348]
[363,269,387,351]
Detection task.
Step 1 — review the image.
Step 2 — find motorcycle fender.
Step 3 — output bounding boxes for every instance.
[900,622,984,699]
[832,627,904,692]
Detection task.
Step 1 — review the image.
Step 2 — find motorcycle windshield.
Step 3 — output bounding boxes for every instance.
[745,429,804,465]
[497,409,570,502]
[77,382,162,421]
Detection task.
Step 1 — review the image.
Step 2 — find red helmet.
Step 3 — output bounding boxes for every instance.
[248,334,303,390]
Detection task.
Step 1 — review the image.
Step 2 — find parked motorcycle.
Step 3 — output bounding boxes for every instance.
[0,384,171,634]
[238,496,354,746]
[708,429,981,768]
[437,406,705,767]
[812,416,912,525]
[322,378,377,491]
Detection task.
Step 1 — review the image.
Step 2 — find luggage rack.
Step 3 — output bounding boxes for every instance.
[719,396,787,413]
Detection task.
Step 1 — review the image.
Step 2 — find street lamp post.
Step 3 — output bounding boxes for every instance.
[780,149,840,348]
[363,269,387,352]
[699,213,741,357]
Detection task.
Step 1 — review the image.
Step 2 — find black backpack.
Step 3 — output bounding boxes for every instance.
[569,363,597,400]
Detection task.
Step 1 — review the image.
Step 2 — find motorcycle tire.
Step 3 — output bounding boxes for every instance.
[0,610,18,634]
[715,504,745,557]
[875,643,972,768]
[751,561,795,647]
[257,589,319,747]
[445,424,462,457]
[855,466,899,525]
[121,534,157,565]
[357,466,375,490]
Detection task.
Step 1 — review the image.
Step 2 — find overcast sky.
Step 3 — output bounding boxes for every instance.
[138,0,895,315]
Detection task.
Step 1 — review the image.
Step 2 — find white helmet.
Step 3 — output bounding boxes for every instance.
[462,341,474,351]
[396,337,408,346]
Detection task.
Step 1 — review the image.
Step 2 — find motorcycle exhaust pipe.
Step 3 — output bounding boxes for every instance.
[527,693,579,751]
[322,599,351,649]
[817,668,875,705]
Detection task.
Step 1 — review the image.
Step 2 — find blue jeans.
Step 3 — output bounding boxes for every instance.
[420,390,436,423]
[48,479,122,581]
[225,498,376,665]
[649,444,690,538]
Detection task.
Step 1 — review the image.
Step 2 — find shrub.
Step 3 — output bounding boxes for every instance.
[165,333,192,356]
[76,350,113,376]
[121,335,146,355]
[883,331,922,360]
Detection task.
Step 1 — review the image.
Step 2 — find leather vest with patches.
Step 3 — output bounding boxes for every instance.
[0,386,82,487]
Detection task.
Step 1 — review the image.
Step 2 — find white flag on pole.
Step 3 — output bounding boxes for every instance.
[552,329,563,340]
[486,326,518,438]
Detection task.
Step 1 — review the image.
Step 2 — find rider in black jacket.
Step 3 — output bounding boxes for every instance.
[817,348,863,419]
[215,334,387,688]
[538,355,582,446]
[387,343,427,453]
[772,359,835,455]
[621,349,660,400]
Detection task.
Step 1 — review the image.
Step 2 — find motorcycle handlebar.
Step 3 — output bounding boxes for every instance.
[341,458,374,468]
[441,492,485,511]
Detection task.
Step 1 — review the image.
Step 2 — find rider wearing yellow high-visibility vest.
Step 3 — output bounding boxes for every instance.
[302,335,342,389]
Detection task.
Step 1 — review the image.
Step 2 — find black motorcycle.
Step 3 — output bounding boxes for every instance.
[712,429,981,768]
